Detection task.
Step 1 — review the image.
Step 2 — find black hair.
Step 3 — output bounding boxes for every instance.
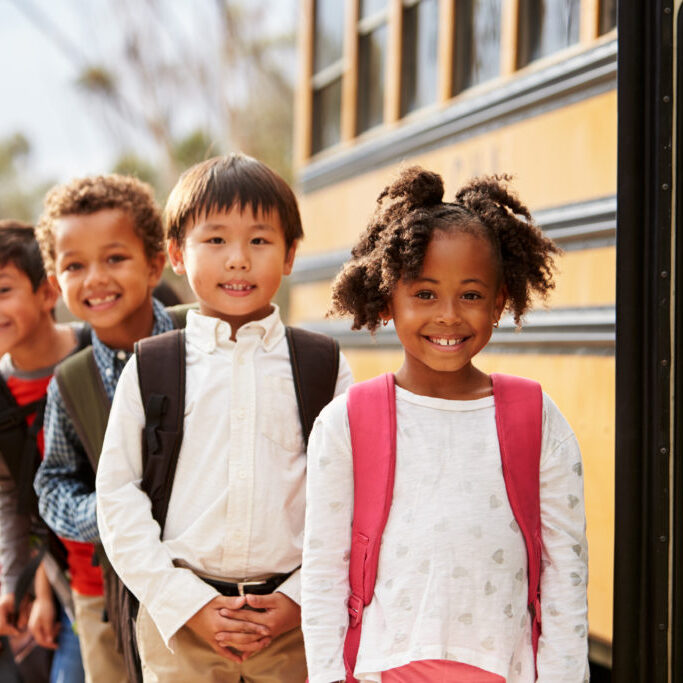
[0,220,47,291]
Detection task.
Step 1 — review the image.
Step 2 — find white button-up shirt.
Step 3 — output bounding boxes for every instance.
[96,307,352,647]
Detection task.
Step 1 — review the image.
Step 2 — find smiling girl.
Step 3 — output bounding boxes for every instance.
[301,167,589,682]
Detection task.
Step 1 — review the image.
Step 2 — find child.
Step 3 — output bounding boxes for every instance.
[33,174,170,683]
[301,168,589,682]
[95,153,353,681]
[0,220,85,682]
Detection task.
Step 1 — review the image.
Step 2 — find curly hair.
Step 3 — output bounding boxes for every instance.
[36,174,163,274]
[164,154,303,249]
[0,220,46,291]
[330,166,559,330]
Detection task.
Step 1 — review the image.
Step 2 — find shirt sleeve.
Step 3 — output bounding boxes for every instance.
[34,378,99,543]
[334,353,354,397]
[0,455,31,594]
[301,395,353,683]
[96,357,218,650]
[536,394,589,682]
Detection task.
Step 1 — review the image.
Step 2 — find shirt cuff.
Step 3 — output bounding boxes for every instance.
[276,567,300,605]
[145,568,220,650]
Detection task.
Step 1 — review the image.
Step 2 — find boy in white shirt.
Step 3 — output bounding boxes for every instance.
[95,154,352,681]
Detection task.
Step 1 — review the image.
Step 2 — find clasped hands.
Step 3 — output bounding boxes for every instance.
[185,591,300,663]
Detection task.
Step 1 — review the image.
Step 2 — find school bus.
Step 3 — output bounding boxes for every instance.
[290,0,617,676]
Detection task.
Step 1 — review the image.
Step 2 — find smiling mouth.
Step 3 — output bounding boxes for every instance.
[425,335,467,348]
[220,282,256,296]
[85,294,120,308]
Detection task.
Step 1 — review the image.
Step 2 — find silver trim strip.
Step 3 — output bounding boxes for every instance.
[291,195,616,284]
[295,306,615,354]
[299,40,617,193]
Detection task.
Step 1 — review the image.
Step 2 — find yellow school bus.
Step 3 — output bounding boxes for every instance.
[289,0,617,674]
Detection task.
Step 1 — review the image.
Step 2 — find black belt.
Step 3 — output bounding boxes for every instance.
[201,572,293,597]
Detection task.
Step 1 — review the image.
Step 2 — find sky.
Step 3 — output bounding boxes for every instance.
[0,0,297,183]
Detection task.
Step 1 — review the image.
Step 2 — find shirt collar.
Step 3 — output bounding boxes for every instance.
[186,305,285,354]
[91,297,175,368]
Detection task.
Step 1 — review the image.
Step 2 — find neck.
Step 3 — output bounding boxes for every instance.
[394,360,493,401]
[93,298,156,351]
[10,317,77,372]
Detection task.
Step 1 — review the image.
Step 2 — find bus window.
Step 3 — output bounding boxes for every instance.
[311,0,344,153]
[517,0,580,68]
[400,0,439,116]
[452,0,503,95]
[357,8,388,134]
[600,0,617,35]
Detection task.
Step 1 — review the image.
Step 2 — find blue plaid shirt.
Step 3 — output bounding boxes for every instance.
[34,299,174,542]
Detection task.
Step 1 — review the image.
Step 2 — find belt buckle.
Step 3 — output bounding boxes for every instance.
[236,579,268,596]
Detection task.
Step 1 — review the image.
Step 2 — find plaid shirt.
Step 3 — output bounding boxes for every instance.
[34,299,174,542]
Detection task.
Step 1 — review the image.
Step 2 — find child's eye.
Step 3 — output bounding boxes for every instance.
[64,262,82,272]
[462,291,483,300]
[107,254,128,264]
[250,237,269,246]
[206,237,225,245]
[0,287,11,294]
[415,290,435,300]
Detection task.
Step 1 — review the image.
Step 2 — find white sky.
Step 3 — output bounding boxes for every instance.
[0,0,297,183]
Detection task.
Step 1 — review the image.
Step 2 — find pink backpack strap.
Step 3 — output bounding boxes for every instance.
[343,373,396,682]
[490,373,543,668]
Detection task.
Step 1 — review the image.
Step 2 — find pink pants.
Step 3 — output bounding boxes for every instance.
[382,660,505,683]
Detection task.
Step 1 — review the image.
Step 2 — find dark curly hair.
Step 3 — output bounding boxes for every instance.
[36,174,163,275]
[330,166,559,330]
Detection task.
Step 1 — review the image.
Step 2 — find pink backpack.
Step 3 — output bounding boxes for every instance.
[344,372,543,682]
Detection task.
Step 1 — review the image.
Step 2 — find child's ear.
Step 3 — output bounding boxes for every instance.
[148,252,166,287]
[493,285,507,323]
[167,239,186,275]
[380,305,393,326]
[39,278,59,313]
[48,274,62,296]
[283,240,298,276]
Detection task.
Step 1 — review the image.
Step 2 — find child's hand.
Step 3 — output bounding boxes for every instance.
[186,596,271,662]
[217,591,301,654]
[0,593,19,636]
[27,597,59,650]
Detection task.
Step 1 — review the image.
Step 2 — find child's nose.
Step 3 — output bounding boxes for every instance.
[436,300,461,324]
[224,246,249,271]
[83,263,108,287]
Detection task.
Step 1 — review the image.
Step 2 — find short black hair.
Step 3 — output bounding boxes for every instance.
[164,153,303,249]
[0,220,47,291]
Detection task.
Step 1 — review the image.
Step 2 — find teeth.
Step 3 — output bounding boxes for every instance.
[88,294,117,305]
[224,283,253,291]
[429,337,463,346]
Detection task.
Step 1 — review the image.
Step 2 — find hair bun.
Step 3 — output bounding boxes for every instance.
[385,166,444,208]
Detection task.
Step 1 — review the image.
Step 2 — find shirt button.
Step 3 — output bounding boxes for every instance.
[116,350,127,361]
[105,368,113,376]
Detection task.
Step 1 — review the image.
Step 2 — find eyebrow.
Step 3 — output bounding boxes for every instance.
[198,222,277,233]
[60,242,129,258]
[412,276,490,287]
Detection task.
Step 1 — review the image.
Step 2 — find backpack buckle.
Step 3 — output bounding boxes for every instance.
[347,593,364,628]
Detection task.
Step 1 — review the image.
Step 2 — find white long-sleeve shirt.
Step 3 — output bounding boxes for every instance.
[302,385,589,683]
[96,307,352,648]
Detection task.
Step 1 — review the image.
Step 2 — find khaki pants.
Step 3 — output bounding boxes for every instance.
[72,590,128,683]
[136,604,307,683]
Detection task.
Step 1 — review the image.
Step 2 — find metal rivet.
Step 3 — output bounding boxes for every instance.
[659,623,666,631]
[661,359,669,367]
[661,270,669,278]
[660,535,667,542]
[663,95,671,103]
[660,447,668,455]
[665,6,672,14]
[662,183,670,190]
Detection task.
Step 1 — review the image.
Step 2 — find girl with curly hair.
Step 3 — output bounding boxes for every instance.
[301,167,589,682]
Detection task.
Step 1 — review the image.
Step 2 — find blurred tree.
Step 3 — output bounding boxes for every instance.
[74,0,296,190]
[0,133,53,222]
